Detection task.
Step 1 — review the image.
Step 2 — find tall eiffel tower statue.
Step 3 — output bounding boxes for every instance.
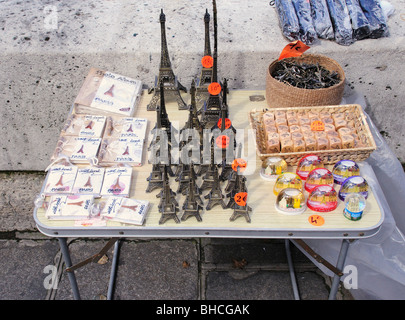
[147,9,187,111]
[195,9,213,109]
[200,0,229,127]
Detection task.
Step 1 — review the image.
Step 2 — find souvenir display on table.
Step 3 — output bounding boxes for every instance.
[51,136,102,164]
[338,175,369,201]
[74,68,143,117]
[275,188,307,215]
[98,138,144,166]
[100,196,149,225]
[273,172,303,196]
[304,168,334,192]
[72,167,105,196]
[307,185,338,212]
[43,164,78,196]
[343,193,367,221]
[104,117,148,140]
[332,159,360,184]
[61,114,107,138]
[45,194,95,220]
[100,166,132,197]
[260,157,288,181]
[296,154,324,180]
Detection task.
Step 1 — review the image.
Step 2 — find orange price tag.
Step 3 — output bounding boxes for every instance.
[308,215,325,226]
[201,55,214,68]
[232,158,247,172]
[278,40,310,61]
[234,192,248,206]
[208,82,222,95]
[217,118,232,129]
[310,120,325,131]
[216,135,230,149]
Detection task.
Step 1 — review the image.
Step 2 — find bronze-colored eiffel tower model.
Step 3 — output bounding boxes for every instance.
[181,79,203,145]
[181,176,204,222]
[176,162,200,196]
[224,143,243,193]
[157,165,178,211]
[195,9,213,109]
[199,141,219,191]
[146,164,164,193]
[210,100,236,182]
[204,162,226,210]
[147,9,187,111]
[149,80,177,149]
[229,167,252,223]
[158,166,180,224]
[226,166,247,209]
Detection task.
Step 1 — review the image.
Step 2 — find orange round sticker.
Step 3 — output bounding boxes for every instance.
[232,158,247,172]
[311,120,325,132]
[201,55,214,68]
[216,135,229,149]
[234,192,248,206]
[208,82,221,95]
[308,215,325,226]
[217,118,232,129]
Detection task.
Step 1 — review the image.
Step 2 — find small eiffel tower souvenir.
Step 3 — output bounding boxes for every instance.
[181,79,203,145]
[159,166,180,224]
[195,9,213,109]
[149,80,177,150]
[157,166,178,210]
[229,167,252,223]
[181,178,203,222]
[224,143,243,193]
[146,164,164,193]
[204,168,226,210]
[230,202,252,223]
[226,172,247,209]
[199,142,219,191]
[147,9,187,111]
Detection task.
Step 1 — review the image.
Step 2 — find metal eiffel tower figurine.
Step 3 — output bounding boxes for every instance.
[181,79,203,145]
[149,80,177,149]
[229,167,252,223]
[214,102,236,181]
[176,163,200,195]
[199,0,229,125]
[204,163,226,210]
[195,9,213,109]
[199,141,219,191]
[226,167,247,209]
[181,177,204,222]
[146,164,164,193]
[147,9,187,111]
[200,48,222,128]
[159,166,180,224]
[157,166,178,210]
[224,143,243,193]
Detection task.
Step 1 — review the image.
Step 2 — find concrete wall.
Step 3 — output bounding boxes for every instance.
[1,0,404,170]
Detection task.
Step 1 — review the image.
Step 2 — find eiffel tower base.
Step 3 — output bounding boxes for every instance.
[229,205,252,223]
[181,208,203,222]
[159,212,180,224]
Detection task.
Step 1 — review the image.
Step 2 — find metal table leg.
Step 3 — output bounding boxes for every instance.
[107,239,121,300]
[285,239,300,300]
[58,238,81,300]
[328,239,350,300]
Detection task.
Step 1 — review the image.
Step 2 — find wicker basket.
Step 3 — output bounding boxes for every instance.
[249,104,376,165]
[266,54,346,108]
